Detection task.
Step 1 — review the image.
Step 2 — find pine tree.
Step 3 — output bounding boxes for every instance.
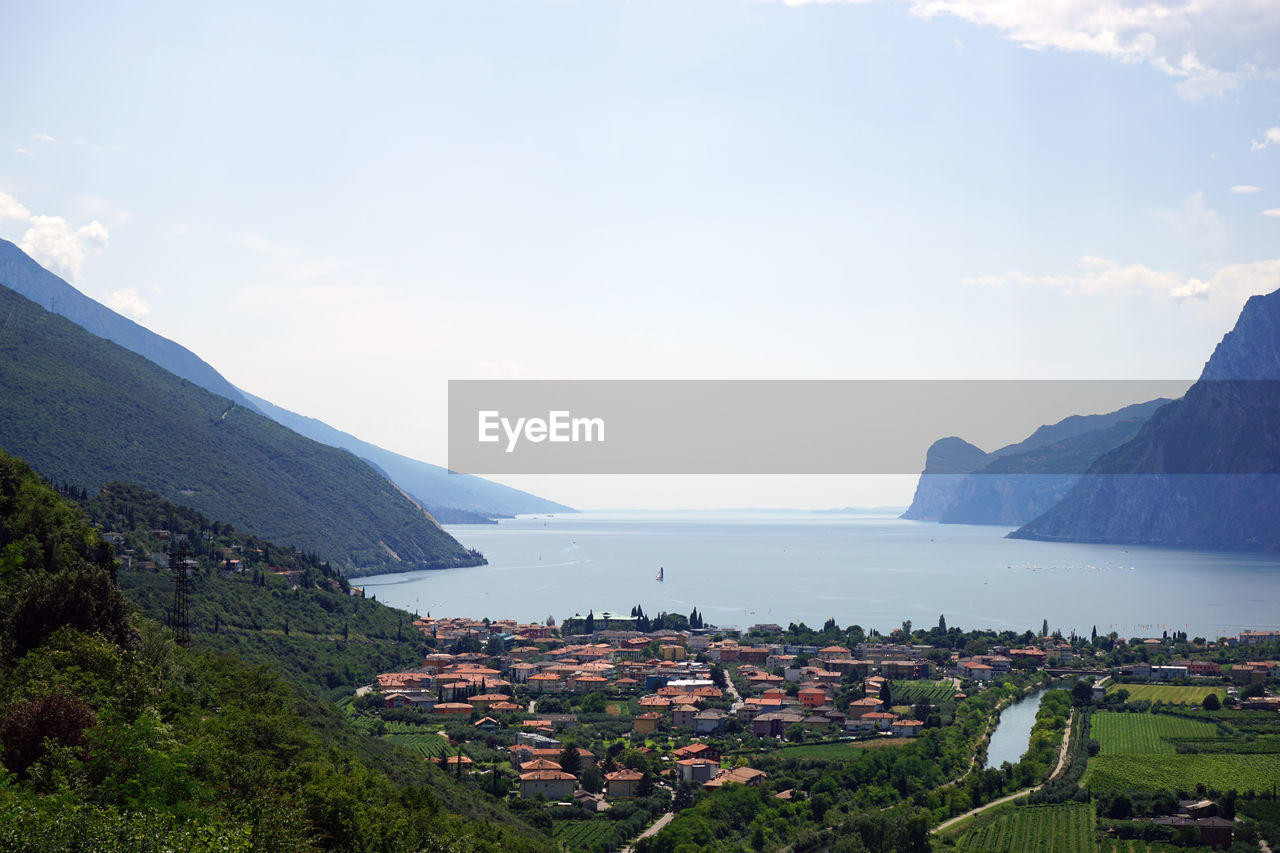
[938,614,947,632]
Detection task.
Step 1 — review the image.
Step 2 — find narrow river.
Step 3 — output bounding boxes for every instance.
[984,690,1044,769]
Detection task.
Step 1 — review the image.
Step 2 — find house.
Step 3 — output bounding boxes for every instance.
[633,712,663,735]
[847,697,883,719]
[962,661,993,682]
[694,709,728,735]
[1196,817,1234,849]
[891,719,924,738]
[798,687,828,708]
[526,672,565,693]
[752,711,804,739]
[860,706,901,727]
[436,755,473,773]
[1186,661,1221,678]
[672,743,721,763]
[432,702,474,716]
[519,769,577,800]
[519,758,564,773]
[703,766,767,790]
[672,705,699,728]
[676,759,719,783]
[474,716,501,732]
[605,768,644,799]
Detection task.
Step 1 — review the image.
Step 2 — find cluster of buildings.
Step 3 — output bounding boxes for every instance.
[365,617,1279,805]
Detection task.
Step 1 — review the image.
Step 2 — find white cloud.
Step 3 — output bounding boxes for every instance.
[763,0,1280,99]
[31,133,57,143]
[1262,208,1280,217]
[18,215,109,282]
[1230,185,1262,194]
[0,192,32,222]
[1252,127,1280,151]
[107,288,150,320]
[966,255,1280,305]
[16,148,34,158]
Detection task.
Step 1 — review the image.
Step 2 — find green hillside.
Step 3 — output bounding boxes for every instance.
[74,481,430,700]
[0,283,481,574]
[0,449,551,852]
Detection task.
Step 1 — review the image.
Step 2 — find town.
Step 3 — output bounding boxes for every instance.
[350,609,1280,852]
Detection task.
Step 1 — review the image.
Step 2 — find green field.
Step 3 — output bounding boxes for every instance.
[891,680,955,705]
[551,821,615,849]
[954,802,1223,853]
[384,731,455,760]
[1086,754,1280,793]
[1106,683,1221,705]
[1090,712,1219,756]
[955,802,1094,853]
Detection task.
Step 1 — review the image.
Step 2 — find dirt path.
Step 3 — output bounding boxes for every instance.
[932,710,1075,835]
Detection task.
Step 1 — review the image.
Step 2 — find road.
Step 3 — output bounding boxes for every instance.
[621,812,674,852]
[932,709,1075,835]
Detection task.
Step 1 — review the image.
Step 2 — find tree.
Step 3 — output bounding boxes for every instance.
[938,614,947,633]
[581,691,607,714]
[900,619,913,640]
[879,681,892,707]
[1042,619,1049,638]
[1202,692,1221,711]
[580,763,603,794]
[710,665,727,689]
[559,744,582,776]
[673,781,693,811]
[584,610,595,634]
[1072,679,1094,705]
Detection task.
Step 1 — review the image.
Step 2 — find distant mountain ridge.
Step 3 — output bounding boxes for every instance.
[0,282,480,573]
[1012,288,1280,549]
[0,238,262,412]
[0,238,568,519]
[902,399,1169,525]
[240,391,572,518]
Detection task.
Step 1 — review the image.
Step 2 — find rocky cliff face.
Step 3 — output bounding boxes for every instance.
[1012,289,1280,549]
[900,400,1166,525]
[900,437,989,521]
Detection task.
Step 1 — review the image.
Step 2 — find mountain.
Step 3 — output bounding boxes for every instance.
[0,282,481,573]
[900,437,990,521]
[0,238,569,519]
[1012,289,1280,549]
[901,399,1169,524]
[240,391,573,518]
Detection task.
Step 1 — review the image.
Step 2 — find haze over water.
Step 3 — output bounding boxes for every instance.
[360,512,1280,638]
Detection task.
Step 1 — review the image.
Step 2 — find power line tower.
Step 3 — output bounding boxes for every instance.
[171,546,191,647]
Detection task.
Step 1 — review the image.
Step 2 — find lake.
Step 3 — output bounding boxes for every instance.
[358,511,1280,637]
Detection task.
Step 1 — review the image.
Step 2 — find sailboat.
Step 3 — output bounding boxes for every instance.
[656,566,664,582]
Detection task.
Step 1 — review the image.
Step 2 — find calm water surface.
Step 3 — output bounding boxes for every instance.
[985,691,1045,769]
[359,512,1280,636]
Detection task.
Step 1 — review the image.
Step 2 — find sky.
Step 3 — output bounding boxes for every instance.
[1,0,1278,509]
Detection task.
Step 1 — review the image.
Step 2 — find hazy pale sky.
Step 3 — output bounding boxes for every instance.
[2,0,1278,509]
